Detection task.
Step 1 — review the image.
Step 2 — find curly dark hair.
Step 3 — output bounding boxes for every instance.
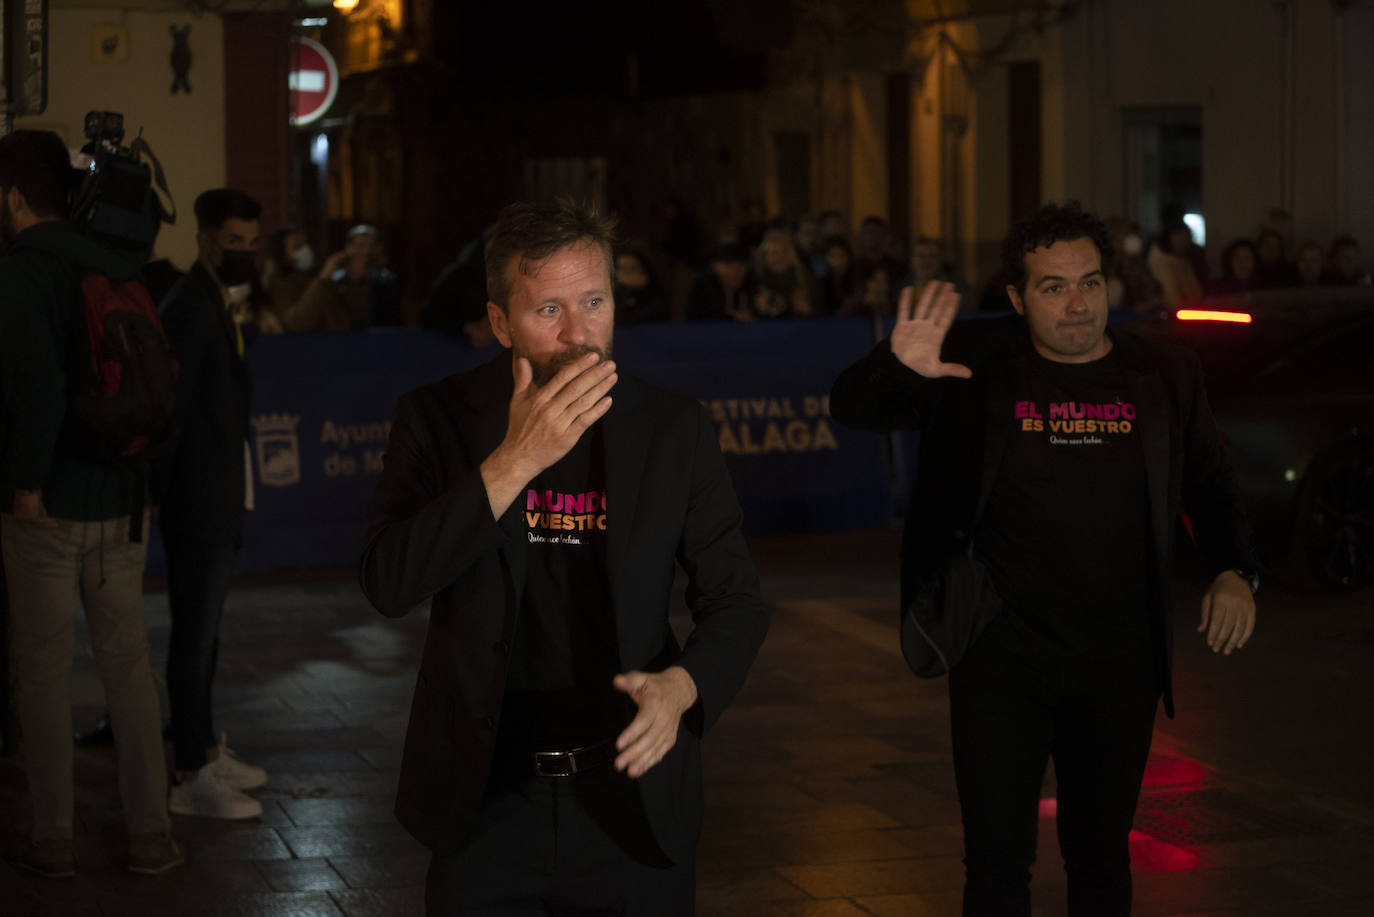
[485,197,619,309]
[1000,202,1113,296]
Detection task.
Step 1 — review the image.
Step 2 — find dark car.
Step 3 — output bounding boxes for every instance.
[1131,288,1374,589]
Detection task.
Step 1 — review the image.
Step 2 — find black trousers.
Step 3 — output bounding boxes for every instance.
[949,619,1160,917]
[426,767,694,916]
[164,536,237,772]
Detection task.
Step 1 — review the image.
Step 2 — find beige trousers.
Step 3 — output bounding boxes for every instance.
[2,512,168,841]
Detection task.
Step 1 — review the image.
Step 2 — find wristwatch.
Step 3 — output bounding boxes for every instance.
[1231,568,1260,595]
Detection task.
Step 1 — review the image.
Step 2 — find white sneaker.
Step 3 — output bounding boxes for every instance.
[169,766,263,820]
[203,733,268,791]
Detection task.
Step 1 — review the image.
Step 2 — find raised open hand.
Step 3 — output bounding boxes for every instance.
[890,281,971,379]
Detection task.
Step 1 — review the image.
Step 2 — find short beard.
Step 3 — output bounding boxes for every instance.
[521,342,614,388]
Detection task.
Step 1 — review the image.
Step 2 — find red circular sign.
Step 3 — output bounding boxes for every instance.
[289,37,339,127]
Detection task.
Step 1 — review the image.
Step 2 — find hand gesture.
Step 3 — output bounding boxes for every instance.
[613,666,698,779]
[479,353,616,517]
[890,281,971,379]
[1198,570,1256,655]
[502,353,616,473]
[320,251,349,279]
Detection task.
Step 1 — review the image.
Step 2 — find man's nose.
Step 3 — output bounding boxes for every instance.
[558,311,589,344]
[1066,286,1087,312]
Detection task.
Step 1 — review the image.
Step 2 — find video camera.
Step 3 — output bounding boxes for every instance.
[71,110,175,263]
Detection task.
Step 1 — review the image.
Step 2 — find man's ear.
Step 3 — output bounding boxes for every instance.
[486,301,512,348]
[1006,285,1025,316]
[6,186,28,220]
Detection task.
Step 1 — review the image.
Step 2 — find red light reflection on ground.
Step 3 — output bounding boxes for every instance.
[1129,830,1201,872]
[1142,755,1210,788]
[1039,750,1208,874]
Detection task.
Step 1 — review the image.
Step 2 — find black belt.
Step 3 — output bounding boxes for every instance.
[530,738,618,778]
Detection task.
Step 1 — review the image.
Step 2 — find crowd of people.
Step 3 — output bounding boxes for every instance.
[134,219,407,344]
[128,194,1374,351]
[419,200,1372,346]
[418,206,964,345]
[1125,207,1371,312]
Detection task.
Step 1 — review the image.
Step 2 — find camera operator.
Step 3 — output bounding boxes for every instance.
[0,129,182,878]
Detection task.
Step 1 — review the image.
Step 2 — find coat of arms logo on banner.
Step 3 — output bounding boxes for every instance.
[252,414,303,487]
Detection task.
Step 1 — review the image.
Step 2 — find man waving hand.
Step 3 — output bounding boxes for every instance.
[831,203,1256,916]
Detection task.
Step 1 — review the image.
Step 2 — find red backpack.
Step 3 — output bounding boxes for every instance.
[67,273,179,463]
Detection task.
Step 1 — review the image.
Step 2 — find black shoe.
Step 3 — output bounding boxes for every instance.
[74,714,114,748]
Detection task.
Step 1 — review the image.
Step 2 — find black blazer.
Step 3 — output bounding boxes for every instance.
[831,315,1257,716]
[156,262,252,542]
[359,352,769,860]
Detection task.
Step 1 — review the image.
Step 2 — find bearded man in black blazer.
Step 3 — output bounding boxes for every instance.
[360,199,768,914]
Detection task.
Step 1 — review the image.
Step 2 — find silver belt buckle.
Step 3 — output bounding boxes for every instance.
[532,749,577,777]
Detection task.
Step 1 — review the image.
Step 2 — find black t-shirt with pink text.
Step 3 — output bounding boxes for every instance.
[975,347,1152,661]
[498,429,631,750]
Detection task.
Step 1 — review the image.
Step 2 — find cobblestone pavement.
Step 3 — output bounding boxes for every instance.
[2,531,1371,915]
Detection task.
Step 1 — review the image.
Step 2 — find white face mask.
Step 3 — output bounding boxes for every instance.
[292,244,316,272]
[225,283,252,306]
[1122,234,1143,257]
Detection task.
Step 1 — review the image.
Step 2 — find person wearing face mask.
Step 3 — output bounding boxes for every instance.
[153,188,268,821]
[261,226,316,324]
[283,223,403,331]
[0,129,184,878]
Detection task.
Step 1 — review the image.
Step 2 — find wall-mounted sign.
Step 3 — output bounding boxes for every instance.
[289,37,338,127]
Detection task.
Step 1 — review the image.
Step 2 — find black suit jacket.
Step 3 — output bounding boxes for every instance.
[156,262,252,542]
[359,352,769,860]
[831,315,1257,716]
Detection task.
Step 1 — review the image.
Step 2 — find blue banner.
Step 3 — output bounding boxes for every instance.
[148,319,894,575]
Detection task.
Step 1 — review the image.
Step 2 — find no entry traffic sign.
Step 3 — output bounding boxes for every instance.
[289,37,338,126]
